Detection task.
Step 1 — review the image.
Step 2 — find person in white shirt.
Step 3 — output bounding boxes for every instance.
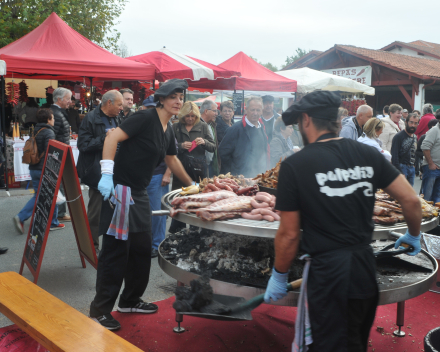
[358,117,391,161]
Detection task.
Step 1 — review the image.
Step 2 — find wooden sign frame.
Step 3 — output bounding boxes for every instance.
[20,140,97,283]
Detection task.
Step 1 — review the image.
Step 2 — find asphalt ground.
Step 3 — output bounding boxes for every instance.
[0,176,424,328]
[0,184,176,328]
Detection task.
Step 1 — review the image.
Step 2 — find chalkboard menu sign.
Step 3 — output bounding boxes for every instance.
[232,92,244,115]
[20,140,97,284]
[25,145,63,271]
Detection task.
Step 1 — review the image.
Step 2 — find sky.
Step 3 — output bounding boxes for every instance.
[116,0,439,70]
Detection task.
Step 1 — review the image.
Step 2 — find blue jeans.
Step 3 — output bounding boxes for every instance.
[147,173,169,250]
[400,164,415,186]
[17,169,59,226]
[422,165,440,203]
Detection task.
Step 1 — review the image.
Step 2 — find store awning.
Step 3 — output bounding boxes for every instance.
[126,48,240,81]
[0,12,155,81]
[188,52,297,92]
[276,67,375,95]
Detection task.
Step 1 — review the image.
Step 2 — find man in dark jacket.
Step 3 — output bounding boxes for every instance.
[261,95,280,143]
[200,100,220,176]
[51,87,72,222]
[14,108,64,234]
[219,96,269,177]
[391,113,419,186]
[67,100,82,133]
[118,88,134,122]
[77,90,123,253]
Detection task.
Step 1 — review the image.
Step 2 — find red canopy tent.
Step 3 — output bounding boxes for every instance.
[126,47,240,82]
[0,12,155,82]
[187,51,297,92]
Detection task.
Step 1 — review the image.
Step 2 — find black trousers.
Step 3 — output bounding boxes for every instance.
[308,295,377,352]
[87,188,102,250]
[89,231,152,317]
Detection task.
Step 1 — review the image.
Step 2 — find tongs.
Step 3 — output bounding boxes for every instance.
[373,243,414,259]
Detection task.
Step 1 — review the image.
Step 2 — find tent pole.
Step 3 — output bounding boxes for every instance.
[1,76,8,192]
[89,77,93,111]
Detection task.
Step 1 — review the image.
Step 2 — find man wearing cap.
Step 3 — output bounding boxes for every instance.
[261,95,280,143]
[264,91,423,351]
[77,90,123,254]
[89,79,193,331]
[219,96,269,177]
[339,104,373,140]
[139,96,156,111]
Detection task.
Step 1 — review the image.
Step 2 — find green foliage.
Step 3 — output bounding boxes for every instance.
[285,48,311,66]
[249,55,278,72]
[0,0,126,51]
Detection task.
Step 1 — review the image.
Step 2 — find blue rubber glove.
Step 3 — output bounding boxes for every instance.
[264,268,289,303]
[394,230,422,256]
[98,174,114,201]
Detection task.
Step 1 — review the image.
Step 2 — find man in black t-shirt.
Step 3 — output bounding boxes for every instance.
[264,91,423,352]
[390,113,419,186]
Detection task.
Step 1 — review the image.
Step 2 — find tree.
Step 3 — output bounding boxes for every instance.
[285,48,311,66]
[0,0,126,51]
[114,41,132,58]
[249,55,278,72]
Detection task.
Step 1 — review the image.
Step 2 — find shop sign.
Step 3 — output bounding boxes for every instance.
[322,65,372,86]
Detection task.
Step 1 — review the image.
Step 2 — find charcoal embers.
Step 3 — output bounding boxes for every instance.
[160,228,304,287]
[173,273,231,315]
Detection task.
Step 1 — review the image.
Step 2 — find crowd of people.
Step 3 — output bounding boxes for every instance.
[339,101,440,203]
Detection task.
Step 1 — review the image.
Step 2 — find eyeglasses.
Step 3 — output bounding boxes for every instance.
[208,109,218,113]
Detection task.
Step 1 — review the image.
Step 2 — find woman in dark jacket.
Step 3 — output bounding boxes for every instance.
[172,101,215,189]
[170,101,215,233]
[270,117,297,167]
[216,100,235,145]
[13,108,63,234]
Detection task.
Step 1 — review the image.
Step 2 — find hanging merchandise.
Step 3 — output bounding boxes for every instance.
[130,82,142,104]
[45,86,54,106]
[19,80,29,103]
[341,95,366,116]
[6,82,20,106]
[79,86,87,108]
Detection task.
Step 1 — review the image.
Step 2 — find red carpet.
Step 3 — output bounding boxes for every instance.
[1,292,440,351]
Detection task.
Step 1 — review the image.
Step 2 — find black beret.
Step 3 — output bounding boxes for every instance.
[154,79,189,102]
[262,95,274,103]
[282,91,341,125]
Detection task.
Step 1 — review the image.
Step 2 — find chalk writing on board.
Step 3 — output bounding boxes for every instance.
[26,145,64,271]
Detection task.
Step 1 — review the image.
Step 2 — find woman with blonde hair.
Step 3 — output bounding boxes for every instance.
[169,101,215,233]
[358,118,391,161]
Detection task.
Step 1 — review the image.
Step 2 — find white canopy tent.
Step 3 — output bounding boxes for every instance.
[276,67,375,96]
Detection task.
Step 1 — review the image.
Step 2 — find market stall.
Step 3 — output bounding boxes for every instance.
[275,67,375,95]
[5,138,79,185]
[186,52,297,112]
[0,12,156,190]
[126,47,240,82]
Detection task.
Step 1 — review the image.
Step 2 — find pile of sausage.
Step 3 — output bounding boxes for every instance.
[203,176,258,196]
[242,192,280,222]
